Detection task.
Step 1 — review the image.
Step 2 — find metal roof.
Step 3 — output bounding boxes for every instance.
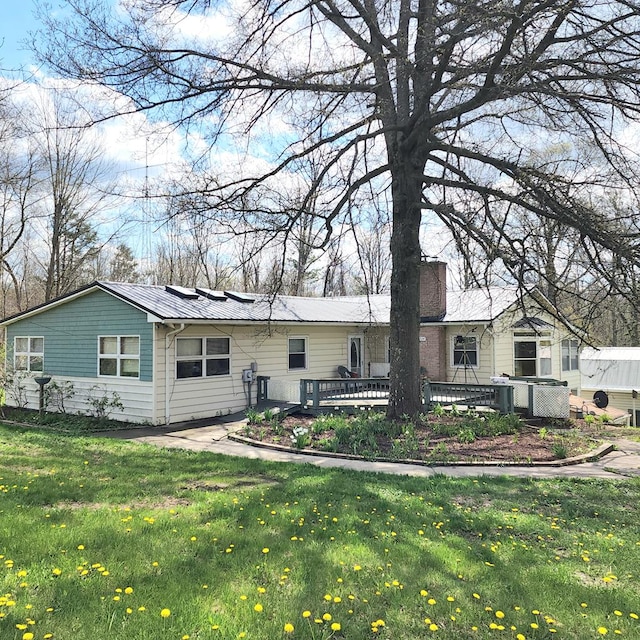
[0,281,521,326]
[100,282,392,324]
[442,287,519,323]
[581,347,640,391]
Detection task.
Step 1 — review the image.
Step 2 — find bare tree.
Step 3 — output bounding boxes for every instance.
[0,97,42,316]
[36,0,640,416]
[21,88,122,301]
[349,186,392,295]
[0,145,40,315]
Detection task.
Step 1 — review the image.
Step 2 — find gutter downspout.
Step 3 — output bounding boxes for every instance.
[165,323,185,424]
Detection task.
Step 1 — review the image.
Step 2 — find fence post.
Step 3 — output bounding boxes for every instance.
[497,385,514,414]
[300,380,309,406]
[256,376,270,404]
[423,381,431,410]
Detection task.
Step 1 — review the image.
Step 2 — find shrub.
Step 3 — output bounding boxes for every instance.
[86,386,124,420]
[44,379,75,413]
[4,369,29,409]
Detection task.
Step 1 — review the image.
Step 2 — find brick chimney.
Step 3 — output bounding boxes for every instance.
[419,261,447,381]
[419,260,447,321]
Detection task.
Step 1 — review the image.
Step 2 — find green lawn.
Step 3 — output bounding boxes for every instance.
[1,423,639,640]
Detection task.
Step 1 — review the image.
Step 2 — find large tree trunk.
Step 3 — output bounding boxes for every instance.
[387,155,423,419]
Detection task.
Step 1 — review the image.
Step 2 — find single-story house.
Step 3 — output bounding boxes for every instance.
[0,261,582,424]
[580,347,640,426]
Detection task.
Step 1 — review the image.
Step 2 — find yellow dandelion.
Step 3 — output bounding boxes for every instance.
[331,622,341,631]
[254,603,263,612]
[262,548,269,554]
[496,611,505,619]
[302,611,311,618]
[284,622,294,633]
[323,612,332,621]
[598,627,608,635]
[160,608,171,618]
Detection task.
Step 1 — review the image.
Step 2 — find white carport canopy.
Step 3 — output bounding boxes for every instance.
[581,347,640,391]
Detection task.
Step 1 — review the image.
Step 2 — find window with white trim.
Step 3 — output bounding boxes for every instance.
[513,337,552,377]
[288,337,307,370]
[176,337,230,379]
[14,337,44,372]
[452,335,478,367]
[562,339,579,372]
[99,336,140,378]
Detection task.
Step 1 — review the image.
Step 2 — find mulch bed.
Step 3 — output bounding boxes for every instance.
[241,413,604,463]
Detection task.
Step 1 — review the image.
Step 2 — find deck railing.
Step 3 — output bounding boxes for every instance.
[299,377,390,409]
[259,376,515,414]
[423,382,514,414]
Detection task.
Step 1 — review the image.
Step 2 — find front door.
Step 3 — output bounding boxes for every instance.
[349,335,363,376]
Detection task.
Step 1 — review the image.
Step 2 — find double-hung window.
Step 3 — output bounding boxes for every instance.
[562,339,579,372]
[176,337,230,379]
[99,336,140,378]
[14,337,44,372]
[513,337,552,377]
[288,337,307,370]
[452,335,478,367]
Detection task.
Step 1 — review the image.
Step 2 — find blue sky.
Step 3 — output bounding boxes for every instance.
[1,1,40,69]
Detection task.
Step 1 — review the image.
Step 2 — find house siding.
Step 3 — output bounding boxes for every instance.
[491,305,581,391]
[155,323,387,424]
[444,325,495,384]
[5,290,153,382]
[11,376,154,424]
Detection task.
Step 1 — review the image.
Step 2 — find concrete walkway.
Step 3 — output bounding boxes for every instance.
[103,416,640,480]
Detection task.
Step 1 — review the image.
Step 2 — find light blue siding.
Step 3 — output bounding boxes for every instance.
[5,290,153,382]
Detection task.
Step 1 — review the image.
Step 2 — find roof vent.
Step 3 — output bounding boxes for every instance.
[195,287,227,301]
[224,291,255,303]
[165,285,199,299]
